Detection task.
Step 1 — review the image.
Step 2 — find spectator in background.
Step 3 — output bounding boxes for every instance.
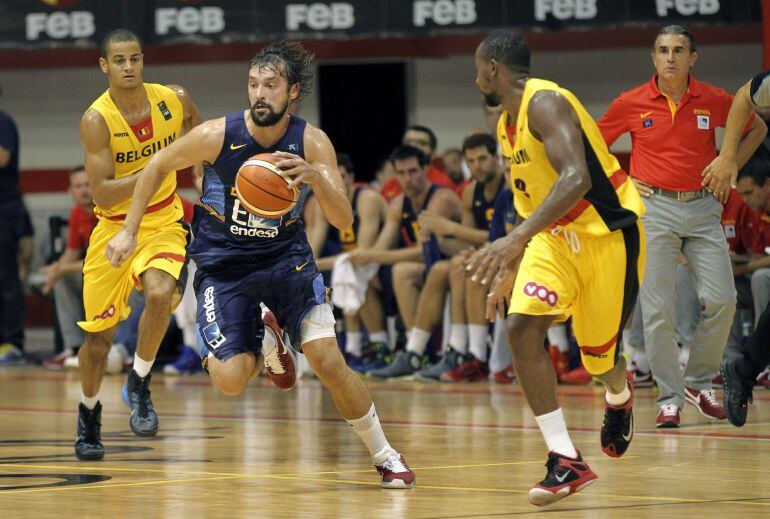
[371,159,395,194]
[41,166,97,369]
[0,85,26,364]
[441,147,464,185]
[598,25,766,427]
[380,125,460,199]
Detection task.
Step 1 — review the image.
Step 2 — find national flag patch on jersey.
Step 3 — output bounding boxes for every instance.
[642,119,653,128]
[130,117,154,142]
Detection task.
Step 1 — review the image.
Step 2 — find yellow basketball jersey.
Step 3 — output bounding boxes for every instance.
[503,78,644,236]
[88,83,183,225]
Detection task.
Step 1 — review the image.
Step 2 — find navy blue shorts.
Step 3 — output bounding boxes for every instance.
[194,250,328,363]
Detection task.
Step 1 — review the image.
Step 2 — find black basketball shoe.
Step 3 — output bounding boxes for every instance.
[122,371,159,436]
[601,370,634,458]
[528,451,598,506]
[75,402,104,460]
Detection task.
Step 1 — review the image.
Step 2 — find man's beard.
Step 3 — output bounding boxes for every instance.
[250,99,289,127]
[482,91,501,107]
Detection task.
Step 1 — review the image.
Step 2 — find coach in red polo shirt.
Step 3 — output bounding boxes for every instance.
[599,25,766,428]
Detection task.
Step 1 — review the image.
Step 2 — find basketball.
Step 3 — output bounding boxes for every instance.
[235,153,299,219]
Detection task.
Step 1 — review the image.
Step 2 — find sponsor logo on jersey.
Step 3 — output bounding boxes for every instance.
[523,281,558,307]
[115,134,176,163]
[157,100,172,121]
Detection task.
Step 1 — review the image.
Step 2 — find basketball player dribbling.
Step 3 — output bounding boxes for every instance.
[468,31,645,505]
[105,41,415,488]
[75,29,202,460]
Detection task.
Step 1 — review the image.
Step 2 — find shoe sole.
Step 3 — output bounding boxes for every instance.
[263,313,297,391]
[655,421,680,428]
[381,478,416,489]
[528,477,597,506]
[684,393,724,420]
[75,450,105,461]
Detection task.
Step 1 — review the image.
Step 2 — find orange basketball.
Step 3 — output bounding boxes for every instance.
[235,153,299,219]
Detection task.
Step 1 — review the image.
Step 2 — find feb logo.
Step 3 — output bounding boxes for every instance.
[523,281,558,307]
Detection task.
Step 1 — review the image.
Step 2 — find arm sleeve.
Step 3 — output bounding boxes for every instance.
[597,95,628,148]
[750,70,770,107]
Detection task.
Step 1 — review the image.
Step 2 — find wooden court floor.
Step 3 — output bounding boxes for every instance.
[0,366,768,518]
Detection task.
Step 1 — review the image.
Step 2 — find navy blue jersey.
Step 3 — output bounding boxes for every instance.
[472,177,505,231]
[190,113,311,271]
[488,188,518,241]
[324,186,362,254]
[399,184,440,247]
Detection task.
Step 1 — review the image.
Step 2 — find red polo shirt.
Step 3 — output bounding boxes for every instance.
[379,158,459,200]
[722,189,760,254]
[599,75,743,191]
[67,204,98,253]
[754,212,770,254]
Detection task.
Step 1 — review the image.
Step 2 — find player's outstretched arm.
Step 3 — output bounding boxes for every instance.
[105,118,224,267]
[703,79,766,197]
[466,91,590,286]
[276,124,353,230]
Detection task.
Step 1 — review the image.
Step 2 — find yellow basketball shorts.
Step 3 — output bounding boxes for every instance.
[508,222,645,375]
[78,218,188,333]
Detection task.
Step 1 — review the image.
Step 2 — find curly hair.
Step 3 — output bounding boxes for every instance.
[249,41,314,99]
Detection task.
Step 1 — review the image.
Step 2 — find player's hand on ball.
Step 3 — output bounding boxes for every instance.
[106,228,137,268]
[274,151,321,189]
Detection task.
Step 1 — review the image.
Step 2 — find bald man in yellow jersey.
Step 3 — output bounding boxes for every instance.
[468,31,645,506]
[75,29,201,460]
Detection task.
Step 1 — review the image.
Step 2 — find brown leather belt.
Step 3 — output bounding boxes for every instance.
[651,187,710,202]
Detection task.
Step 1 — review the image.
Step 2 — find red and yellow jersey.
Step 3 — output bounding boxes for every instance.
[504,78,644,237]
[88,82,183,225]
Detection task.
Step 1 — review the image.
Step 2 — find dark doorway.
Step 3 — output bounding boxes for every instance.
[318,62,407,183]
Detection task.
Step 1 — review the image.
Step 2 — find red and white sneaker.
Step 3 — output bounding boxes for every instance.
[42,348,76,371]
[528,451,597,506]
[549,346,569,379]
[491,364,515,384]
[262,312,296,391]
[440,357,489,382]
[712,374,724,388]
[755,368,770,389]
[684,387,725,420]
[375,452,415,489]
[656,404,681,428]
[559,366,592,385]
[629,362,654,388]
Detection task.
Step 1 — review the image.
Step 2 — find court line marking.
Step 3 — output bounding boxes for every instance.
[0,406,767,441]
[3,459,770,508]
[0,475,244,495]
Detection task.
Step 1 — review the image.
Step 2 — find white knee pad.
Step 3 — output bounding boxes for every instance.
[300,303,337,345]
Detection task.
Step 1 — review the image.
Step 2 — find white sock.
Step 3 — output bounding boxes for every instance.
[632,350,650,372]
[369,331,388,344]
[534,408,578,458]
[468,324,488,362]
[547,324,569,353]
[406,328,431,356]
[449,324,468,353]
[133,355,154,378]
[606,383,631,406]
[347,404,393,464]
[346,331,363,357]
[81,389,100,410]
